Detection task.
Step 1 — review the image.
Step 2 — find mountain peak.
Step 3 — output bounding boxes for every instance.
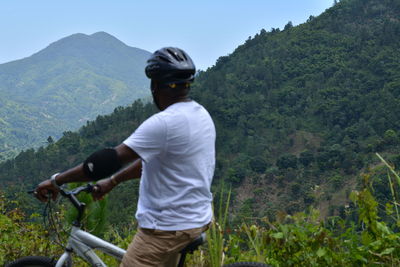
[90,31,117,39]
[0,31,152,158]
[31,32,133,60]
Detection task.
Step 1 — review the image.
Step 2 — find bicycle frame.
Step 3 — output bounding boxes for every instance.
[55,226,126,267]
[18,184,205,267]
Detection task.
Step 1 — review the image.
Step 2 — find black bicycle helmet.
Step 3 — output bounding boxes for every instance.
[145,47,196,84]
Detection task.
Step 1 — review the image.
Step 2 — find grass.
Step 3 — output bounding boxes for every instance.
[206,184,231,267]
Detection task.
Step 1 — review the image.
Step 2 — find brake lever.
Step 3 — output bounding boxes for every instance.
[69,183,94,195]
[27,189,55,201]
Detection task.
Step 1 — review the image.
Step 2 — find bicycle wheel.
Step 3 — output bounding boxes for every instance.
[223,262,271,267]
[5,256,55,267]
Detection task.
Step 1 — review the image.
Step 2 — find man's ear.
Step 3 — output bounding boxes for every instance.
[151,80,159,93]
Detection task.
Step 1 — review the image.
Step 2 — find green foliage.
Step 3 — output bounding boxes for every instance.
[0,193,160,266]
[383,129,398,145]
[276,154,298,170]
[328,174,344,190]
[376,153,400,222]
[0,194,63,265]
[207,185,231,267]
[2,157,400,266]
[65,183,108,237]
[249,156,269,173]
[221,188,400,266]
[299,150,314,167]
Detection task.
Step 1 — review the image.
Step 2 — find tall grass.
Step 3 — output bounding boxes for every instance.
[376,153,400,222]
[207,185,231,267]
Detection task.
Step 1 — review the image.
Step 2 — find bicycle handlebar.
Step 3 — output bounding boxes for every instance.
[60,183,94,196]
[28,183,95,196]
[29,183,96,226]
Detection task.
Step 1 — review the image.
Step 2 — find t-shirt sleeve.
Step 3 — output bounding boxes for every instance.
[123,114,167,162]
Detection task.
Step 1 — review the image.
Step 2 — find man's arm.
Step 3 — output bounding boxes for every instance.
[34,144,140,202]
[92,158,142,201]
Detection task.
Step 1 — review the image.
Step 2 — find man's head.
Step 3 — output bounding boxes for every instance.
[145,47,195,110]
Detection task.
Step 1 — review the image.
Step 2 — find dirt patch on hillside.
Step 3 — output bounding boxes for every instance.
[317,176,359,218]
[234,174,280,204]
[288,130,323,155]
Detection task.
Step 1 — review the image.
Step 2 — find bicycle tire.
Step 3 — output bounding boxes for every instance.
[5,256,56,267]
[223,262,271,267]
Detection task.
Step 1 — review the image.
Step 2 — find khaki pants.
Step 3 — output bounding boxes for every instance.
[120,224,209,267]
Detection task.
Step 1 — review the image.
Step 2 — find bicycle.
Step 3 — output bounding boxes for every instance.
[6,184,269,267]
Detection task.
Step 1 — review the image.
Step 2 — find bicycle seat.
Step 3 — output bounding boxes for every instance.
[177,232,206,267]
[180,232,206,254]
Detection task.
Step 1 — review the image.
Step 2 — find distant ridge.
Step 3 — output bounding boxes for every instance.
[0,32,151,160]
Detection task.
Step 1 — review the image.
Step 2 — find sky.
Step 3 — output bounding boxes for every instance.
[0,0,334,71]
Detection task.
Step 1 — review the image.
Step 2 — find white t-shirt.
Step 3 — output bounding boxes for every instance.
[123,101,216,230]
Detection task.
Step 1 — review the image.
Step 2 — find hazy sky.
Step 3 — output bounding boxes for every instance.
[0,0,334,70]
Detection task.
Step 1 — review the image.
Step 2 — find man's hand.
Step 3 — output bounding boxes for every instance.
[92,178,116,201]
[34,179,60,202]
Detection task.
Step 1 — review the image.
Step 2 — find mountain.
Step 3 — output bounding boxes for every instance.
[192,0,400,218]
[1,0,400,225]
[0,32,151,160]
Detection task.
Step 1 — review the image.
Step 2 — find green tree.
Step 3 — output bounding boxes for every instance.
[276,154,297,169]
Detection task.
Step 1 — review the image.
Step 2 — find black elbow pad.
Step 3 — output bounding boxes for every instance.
[83,148,122,180]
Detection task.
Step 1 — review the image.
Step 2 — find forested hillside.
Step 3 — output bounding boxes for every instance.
[1,0,400,227]
[0,32,151,160]
[192,0,400,219]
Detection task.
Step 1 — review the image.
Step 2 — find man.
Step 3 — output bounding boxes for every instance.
[34,47,216,266]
